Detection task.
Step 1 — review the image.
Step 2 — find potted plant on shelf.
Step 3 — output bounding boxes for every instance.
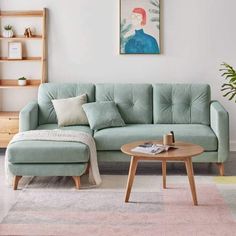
[18,77,27,86]
[220,62,236,103]
[3,25,14,38]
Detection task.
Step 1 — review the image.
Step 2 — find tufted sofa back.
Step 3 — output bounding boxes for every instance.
[153,84,211,125]
[96,84,153,124]
[38,83,210,126]
[38,83,95,125]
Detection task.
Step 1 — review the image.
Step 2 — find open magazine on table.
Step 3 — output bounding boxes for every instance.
[131,143,177,155]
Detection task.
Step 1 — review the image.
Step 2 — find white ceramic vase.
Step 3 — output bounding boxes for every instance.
[18,80,27,86]
[3,29,14,38]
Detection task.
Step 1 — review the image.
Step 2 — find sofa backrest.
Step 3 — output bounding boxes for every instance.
[38,83,95,125]
[96,84,153,124]
[153,84,211,125]
[37,83,210,125]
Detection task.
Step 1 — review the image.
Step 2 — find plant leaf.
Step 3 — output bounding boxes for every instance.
[121,24,132,34]
[149,9,159,14]
[220,62,236,102]
[221,87,232,91]
[221,72,234,76]
[221,83,233,87]
[229,92,236,100]
[150,17,159,22]
[223,91,235,97]
[225,74,236,79]
[150,0,159,8]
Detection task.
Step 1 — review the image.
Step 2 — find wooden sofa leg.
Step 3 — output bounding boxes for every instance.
[13,176,22,190]
[72,176,81,189]
[216,163,225,176]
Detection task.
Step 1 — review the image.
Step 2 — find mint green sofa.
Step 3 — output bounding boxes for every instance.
[7,83,229,189]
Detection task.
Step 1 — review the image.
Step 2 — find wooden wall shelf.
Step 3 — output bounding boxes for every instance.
[0,79,41,88]
[0,9,47,147]
[0,8,46,82]
[0,35,43,40]
[0,10,44,17]
[0,111,19,117]
[0,57,42,62]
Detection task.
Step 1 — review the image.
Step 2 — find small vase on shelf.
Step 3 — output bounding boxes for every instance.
[18,77,27,86]
[3,25,14,38]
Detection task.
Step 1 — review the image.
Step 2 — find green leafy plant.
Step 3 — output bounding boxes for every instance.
[120,19,132,53]
[219,62,236,102]
[149,0,160,30]
[18,77,27,80]
[4,25,12,30]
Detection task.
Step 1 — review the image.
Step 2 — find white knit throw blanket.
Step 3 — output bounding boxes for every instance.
[5,130,102,187]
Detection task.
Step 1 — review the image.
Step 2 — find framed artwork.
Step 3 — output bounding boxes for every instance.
[8,42,22,59]
[120,0,160,54]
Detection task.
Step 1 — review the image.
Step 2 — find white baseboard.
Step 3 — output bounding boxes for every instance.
[230,141,236,152]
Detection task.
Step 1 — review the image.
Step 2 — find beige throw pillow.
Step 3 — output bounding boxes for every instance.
[52,94,88,127]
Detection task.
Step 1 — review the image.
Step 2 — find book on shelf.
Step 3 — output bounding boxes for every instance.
[131,143,177,155]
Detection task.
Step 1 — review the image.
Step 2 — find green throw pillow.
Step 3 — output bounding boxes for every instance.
[82,101,125,130]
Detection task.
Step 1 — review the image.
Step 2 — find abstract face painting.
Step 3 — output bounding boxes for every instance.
[120,0,160,54]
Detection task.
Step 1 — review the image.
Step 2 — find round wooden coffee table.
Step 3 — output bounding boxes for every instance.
[121,141,204,206]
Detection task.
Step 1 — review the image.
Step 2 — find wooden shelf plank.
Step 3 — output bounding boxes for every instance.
[0,79,41,88]
[0,10,43,17]
[0,57,42,62]
[0,85,39,88]
[0,35,42,40]
[0,111,19,117]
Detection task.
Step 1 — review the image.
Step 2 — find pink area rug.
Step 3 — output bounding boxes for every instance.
[0,183,236,236]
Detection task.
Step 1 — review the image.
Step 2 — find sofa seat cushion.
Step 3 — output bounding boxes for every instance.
[94,124,217,151]
[8,124,92,164]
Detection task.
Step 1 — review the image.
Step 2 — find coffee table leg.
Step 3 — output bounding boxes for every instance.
[125,156,138,202]
[162,160,167,189]
[185,158,198,206]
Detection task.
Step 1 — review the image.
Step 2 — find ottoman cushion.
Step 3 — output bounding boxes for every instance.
[7,125,92,164]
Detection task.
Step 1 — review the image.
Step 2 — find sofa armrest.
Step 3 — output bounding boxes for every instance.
[19,101,39,132]
[210,101,229,162]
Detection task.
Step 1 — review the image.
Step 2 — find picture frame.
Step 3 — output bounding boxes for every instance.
[8,42,23,59]
[120,0,160,55]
